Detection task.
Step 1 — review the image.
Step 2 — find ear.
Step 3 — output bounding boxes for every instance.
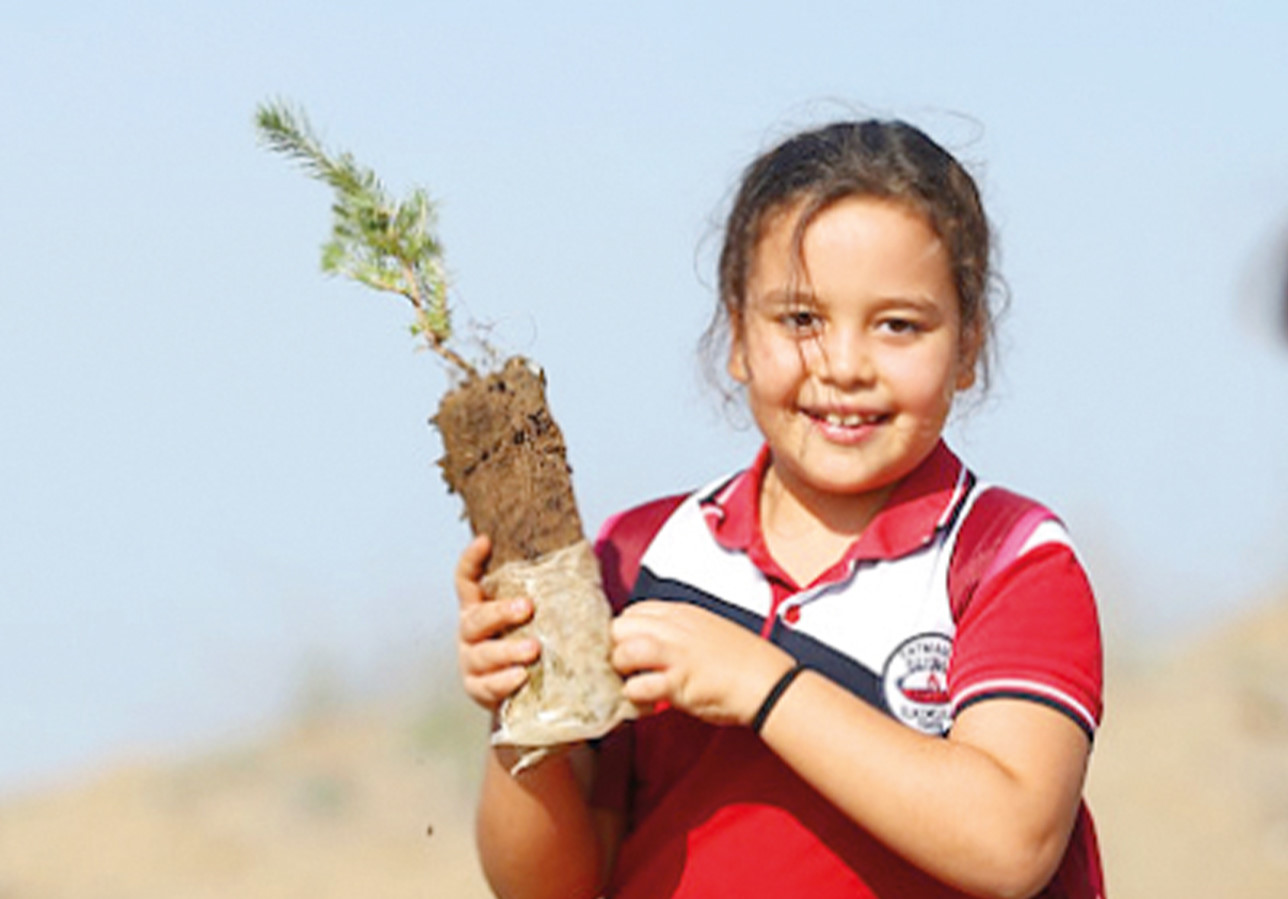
[958,316,984,391]
[727,319,750,384]
[955,319,983,391]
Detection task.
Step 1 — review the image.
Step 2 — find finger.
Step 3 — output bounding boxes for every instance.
[460,632,541,678]
[455,534,493,609]
[460,596,534,644]
[614,601,700,641]
[611,607,666,642]
[621,670,671,707]
[611,631,664,676]
[464,665,530,709]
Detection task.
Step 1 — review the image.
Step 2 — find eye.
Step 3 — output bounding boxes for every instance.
[780,308,822,335]
[877,316,923,336]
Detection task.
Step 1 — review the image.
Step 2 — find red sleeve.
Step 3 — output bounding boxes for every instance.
[589,495,685,813]
[948,539,1103,738]
[593,494,686,611]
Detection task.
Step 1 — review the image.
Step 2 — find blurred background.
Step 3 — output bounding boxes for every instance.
[2,2,1287,896]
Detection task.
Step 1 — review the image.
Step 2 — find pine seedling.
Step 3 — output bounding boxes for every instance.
[256,101,632,766]
[255,100,476,377]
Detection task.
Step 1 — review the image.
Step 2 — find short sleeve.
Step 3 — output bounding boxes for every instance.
[588,496,683,814]
[594,494,686,611]
[948,533,1103,738]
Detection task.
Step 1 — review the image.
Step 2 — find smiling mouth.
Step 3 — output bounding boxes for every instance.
[807,410,890,428]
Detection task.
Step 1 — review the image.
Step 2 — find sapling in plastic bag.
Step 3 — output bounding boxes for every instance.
[256,101,635,772]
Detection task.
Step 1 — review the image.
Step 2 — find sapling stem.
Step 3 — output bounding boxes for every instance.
[254,99,478,378]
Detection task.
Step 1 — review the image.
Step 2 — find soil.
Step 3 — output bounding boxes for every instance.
[434,357,632,756]
[434,356,585,571]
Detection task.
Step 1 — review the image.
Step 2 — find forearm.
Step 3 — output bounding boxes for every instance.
[475,744,606,899]
[759,671,1086,899]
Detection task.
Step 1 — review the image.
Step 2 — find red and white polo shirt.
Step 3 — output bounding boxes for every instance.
[591,441,1104,899]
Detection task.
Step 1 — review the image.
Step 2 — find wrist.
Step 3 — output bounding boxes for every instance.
[750,661,808,734]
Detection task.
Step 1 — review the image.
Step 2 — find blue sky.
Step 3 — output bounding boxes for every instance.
[3,2,1287,793]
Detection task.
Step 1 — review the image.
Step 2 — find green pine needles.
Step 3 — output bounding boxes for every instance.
[255,100,476,376]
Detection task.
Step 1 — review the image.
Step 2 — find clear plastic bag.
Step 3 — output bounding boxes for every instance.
[481,540,636,772]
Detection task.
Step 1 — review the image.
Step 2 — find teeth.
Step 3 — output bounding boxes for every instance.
[824,412,877,427]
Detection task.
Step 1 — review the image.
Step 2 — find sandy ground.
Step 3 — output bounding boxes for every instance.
[2,599,1286,898]
[1086,596,1288,898]
[0,696,496,899]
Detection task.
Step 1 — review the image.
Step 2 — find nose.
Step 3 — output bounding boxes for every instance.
[812,325,874,389]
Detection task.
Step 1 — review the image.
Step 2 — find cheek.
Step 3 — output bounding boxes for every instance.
[737,328,802,383]
[885,351,960,411]
[752,345,813,404]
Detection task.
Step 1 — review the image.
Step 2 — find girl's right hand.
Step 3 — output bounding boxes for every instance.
[456,534,542,711]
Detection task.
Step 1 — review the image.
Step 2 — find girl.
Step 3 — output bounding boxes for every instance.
[456,120,1104,899]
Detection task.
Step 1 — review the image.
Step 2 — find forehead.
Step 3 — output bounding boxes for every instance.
[748,196,954,300]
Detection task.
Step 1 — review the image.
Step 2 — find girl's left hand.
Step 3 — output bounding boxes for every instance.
[610,600,795,727]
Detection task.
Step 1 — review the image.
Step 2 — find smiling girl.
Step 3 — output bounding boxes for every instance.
[456,120,1104,899]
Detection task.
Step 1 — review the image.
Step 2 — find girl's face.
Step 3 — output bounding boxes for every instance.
[729,196,977,521]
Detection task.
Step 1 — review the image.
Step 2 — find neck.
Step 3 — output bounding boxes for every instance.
[757,463,897,585]
[760,463,895,536]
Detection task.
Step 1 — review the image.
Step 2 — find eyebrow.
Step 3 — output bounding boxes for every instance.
[872,295,945,312]
[753,289,945,313]
[750,288,819,309]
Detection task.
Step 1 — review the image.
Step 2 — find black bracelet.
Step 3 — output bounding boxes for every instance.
[751,662,808,734]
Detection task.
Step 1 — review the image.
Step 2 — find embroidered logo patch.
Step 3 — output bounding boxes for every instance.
[882,632,953,735]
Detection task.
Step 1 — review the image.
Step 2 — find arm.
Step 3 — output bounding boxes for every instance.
[475,743,623,899]
[760,669,1088,899]
[611,601,1090,899]
[456,535,623,899]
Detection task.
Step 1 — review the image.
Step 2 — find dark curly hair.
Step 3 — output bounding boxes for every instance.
[707,119,999,392]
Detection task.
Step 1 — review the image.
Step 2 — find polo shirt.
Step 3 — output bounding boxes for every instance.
[591,441,1104,899]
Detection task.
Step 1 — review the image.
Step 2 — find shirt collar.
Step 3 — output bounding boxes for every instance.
[701,441,972,583]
